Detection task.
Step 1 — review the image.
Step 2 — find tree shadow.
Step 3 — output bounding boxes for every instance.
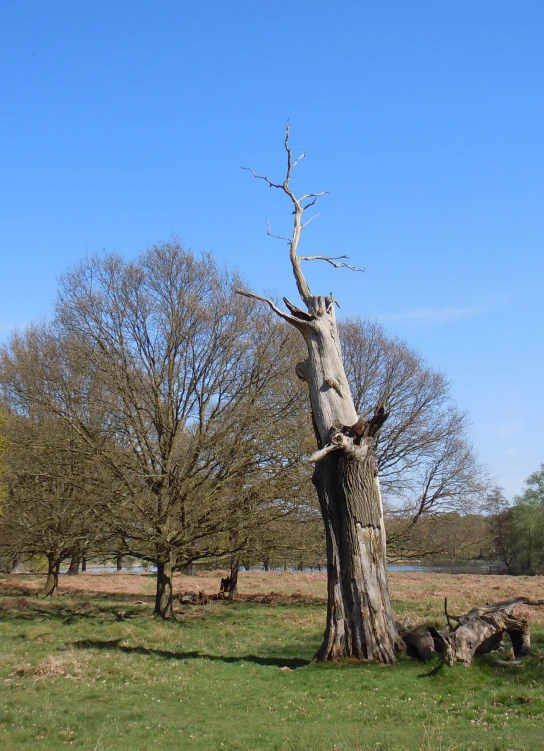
[416,651,544,684]
[71,638,308,669]
[0,591,153,623]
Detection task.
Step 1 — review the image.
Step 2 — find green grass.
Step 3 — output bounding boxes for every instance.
[1,577,543,750]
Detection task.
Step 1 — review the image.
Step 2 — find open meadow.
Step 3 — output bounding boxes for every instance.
[1,570,543,751]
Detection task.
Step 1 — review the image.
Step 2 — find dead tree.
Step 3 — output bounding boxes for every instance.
[401,597,544,665]
[237,124,401,663]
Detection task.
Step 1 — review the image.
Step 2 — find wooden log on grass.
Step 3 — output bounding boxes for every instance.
[400,597,544,666]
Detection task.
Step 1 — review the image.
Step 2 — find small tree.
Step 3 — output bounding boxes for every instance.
[0,413,101,595]
[512,466,544,574]
[484,487,518,573]
[238,126,401,662]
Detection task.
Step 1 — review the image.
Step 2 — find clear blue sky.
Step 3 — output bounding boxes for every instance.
[1,1,542,499]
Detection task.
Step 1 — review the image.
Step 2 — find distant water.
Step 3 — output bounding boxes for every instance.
[387,563,494,575]
[65,562,505,576]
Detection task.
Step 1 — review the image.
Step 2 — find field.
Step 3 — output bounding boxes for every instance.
[1,570,543,751]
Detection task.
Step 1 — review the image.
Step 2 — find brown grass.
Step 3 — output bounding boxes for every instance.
[2,569,543,622]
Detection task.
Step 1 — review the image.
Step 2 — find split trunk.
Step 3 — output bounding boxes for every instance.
[293,295,399,663]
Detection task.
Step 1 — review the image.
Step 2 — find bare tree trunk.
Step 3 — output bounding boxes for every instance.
[67,554,81,575]
[38,555,61,597]
[298,297,400,662]
[238,126,401,662]
[154,561,176,620]
[243,294,400,661]
[81,556,87,572]
[314,450,398,662]
[10,554,26,574]
[116,554,123,572]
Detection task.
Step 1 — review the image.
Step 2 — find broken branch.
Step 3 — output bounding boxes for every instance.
[266,218,290,243]
[299,255,365,273]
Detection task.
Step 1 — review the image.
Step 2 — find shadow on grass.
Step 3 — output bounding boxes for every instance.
[0,584,324,628]
[71,638,309,669]
[415,651,544,686]
[0,590,155,623]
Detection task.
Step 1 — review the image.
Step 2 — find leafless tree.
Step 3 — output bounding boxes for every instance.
[341,318,488,541]
[237,125,401,662]
[0,241,310,617]
[0,413,103,595]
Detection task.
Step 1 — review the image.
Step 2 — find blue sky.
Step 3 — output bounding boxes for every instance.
[1,1,542,499]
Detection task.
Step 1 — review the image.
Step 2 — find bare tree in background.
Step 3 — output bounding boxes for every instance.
[1,242,309,618]
[0,414,102,595]
[237,125,401,663]
[340,318,488,554]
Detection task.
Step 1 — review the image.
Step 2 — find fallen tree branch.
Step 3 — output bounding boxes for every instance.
[400,597,544,666]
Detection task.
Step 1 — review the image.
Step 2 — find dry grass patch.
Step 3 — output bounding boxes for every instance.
[12,653,82,680]
[2,569,542,624]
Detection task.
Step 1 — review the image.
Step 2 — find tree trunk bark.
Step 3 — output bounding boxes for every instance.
[67,554,81,575]
[81,556,87,572]
[224,554,240,596]
[116,554,123,572]
[38,555,61,597]
[10,554,26,574]
[219,529,240,596]
[154,561,176,620]
[313,448,399,663]
[298,296,399,663]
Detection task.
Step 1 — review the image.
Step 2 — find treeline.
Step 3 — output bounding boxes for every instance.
[0,241,501,614]
[485,477,544,574]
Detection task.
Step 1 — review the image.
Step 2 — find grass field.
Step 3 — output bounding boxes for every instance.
[1,570,543,751]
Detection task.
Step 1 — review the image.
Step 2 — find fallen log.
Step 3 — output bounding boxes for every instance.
[179,590,209,605]
[400,597,544,666]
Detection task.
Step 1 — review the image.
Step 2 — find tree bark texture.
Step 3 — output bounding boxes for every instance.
[38,555,61,597]
[154,561,175,620]
[314,444,399,662]
[298,297,399,663]
[116,554,123,572]
[239,295,399,661]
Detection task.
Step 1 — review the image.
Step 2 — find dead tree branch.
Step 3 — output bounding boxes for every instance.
[300,255,365,273]
[239,122,359,309]
[402,597,544,666]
